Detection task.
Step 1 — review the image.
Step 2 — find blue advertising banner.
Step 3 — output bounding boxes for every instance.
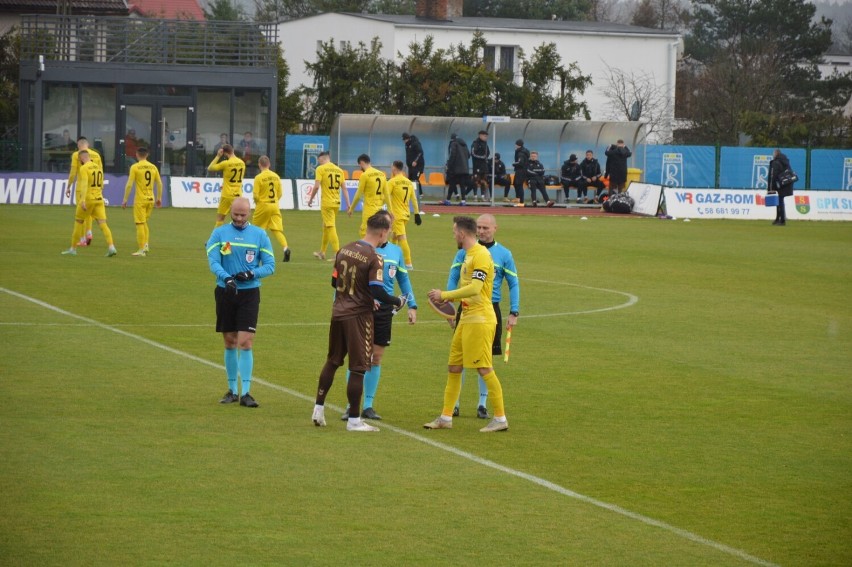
[810,149,852,190]
[719,147,806,189]
[645,145,715,188]
[284,135,330,180]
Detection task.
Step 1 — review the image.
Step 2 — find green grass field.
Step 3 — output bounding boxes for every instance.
[0,204,850,566]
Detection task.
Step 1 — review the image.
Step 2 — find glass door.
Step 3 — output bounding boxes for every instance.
[160,106,190,176]
[120,103,194,176]
[122,105,153,173]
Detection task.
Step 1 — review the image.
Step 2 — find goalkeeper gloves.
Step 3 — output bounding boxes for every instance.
[234,270,254,282]
[224,277,238,295]
[414,213,422,226]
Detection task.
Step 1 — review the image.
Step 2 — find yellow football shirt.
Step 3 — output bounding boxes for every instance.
[253,169,282,205]
[123,159,163,204]
[387,174,418,221]
[67,148,103,191]
[209,155,246,198]
[315,161,345,209]
[442,243,496,325]
[78,160,105,201]
[352,166,388,211]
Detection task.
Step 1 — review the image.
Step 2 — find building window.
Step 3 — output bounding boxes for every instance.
[81,85,116,171]
[234,89,269,177]
[484,45,517,75]
[43,83,78,172]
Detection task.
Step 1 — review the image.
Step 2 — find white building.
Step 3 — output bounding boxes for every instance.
[278,0,682,135]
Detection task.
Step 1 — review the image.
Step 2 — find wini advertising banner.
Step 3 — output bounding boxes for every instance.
[664,188,852,221]
[1,172,130,205]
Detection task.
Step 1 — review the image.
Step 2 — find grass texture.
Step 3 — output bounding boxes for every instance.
[0,204,850,566]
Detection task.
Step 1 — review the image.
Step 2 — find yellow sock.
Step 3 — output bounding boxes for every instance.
[71,221,84,247]
[272,229,288,249]
[481,370,505,417]
[143,223,150,248]
[321,227,330,255]
[398,237,413,266]
[442,372,463,417]
[329,228,340,254]
[135,224,146,250]
[85,216,93,236]
[214,219,225,228]
[98,222,114,247]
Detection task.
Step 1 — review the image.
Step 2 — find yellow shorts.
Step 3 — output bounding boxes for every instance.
[133,200,154,224]
[77,198,107,221]
[392,217,408,238]
[360,205,383,236]
[321,207,337,228]
[448,322,495,369]
[217,191,241,216]
[252,204,283,231]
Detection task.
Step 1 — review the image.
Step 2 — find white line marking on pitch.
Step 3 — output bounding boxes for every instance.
[0,277,638,327]
[2,287,774,567]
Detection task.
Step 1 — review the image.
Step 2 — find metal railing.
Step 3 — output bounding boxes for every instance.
[20,15,278,67]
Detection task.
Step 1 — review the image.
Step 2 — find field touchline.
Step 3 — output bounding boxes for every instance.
[2,287,772,567]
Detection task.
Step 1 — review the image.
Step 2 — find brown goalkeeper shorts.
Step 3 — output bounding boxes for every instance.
[325,312,374,373]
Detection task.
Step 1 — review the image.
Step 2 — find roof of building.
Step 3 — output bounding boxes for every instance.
[128,0,204,20]
[337,13,679,37]
[0,0,128,15]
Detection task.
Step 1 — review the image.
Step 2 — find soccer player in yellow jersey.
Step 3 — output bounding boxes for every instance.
[425,216,508,432]
[208,144,246,227]
[65,136,103,247]
[61,150,117,257]
[347,153,389,238]
[307,151,350,260]
[251,155,290,262]
[387,160,422,269]
[122,147,163,257]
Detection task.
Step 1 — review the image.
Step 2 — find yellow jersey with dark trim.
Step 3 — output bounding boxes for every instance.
[315,161,344,208]
[209,155,246,197]
[458,243,496,325]
[78,160,104,201]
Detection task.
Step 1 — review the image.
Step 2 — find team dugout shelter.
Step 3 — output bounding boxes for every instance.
[329,113,647,196]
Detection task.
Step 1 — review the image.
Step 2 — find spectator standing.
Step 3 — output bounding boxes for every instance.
[445,134,471,204]
[560,154,584,203]
[769,148,795,226]
[470,130,491,202]
[512,139,530,205]
[605,139,632,193]
[526,151,554,207]
[402,133,425,196]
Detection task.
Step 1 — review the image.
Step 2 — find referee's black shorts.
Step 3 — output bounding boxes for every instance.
[215,286,260,333]
[373,304,394,347]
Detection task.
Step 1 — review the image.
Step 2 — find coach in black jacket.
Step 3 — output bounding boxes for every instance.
[402,133,425,193]
[512,139,530,204]
[605,139,632,192]
[768,149,794,226]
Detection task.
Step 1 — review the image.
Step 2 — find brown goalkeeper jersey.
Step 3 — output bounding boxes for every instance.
[331,240,384,321]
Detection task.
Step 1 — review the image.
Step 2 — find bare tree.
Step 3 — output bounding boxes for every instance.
[600,63,674,143]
